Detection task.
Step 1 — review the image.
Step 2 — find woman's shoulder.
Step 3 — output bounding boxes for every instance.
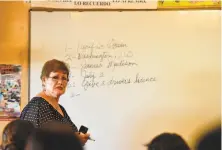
[29,97,48,105]
[22,97,49,111]
[20,97,51,119]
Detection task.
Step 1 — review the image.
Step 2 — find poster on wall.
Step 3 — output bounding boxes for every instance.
[0,64,21,120]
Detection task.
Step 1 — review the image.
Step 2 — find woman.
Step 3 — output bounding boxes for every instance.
[20,59,90,145]
[1,119,35,150]
[146,132,190,150]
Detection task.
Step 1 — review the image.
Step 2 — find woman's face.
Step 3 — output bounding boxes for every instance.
[43,71,68,98]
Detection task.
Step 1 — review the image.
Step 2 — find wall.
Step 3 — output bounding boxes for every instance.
[0,1,29,142]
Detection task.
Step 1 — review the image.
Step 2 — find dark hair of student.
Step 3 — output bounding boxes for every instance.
[26,128,83,150]
[196,126,221,150]
[1,119,35,150]
[146,132,190,150]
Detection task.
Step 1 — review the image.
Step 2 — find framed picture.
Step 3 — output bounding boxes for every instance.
[0,64,21,120]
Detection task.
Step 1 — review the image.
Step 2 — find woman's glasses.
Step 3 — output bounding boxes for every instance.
[48,76,69,82]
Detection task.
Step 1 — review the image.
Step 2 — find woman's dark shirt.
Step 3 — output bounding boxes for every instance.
[20,97,78,132]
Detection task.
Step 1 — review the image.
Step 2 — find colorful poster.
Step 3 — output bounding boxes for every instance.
[158,0,221,9]
[0,65,21,119]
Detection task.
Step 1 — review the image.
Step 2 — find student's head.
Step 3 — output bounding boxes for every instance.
[146,133,190,150]
[3,143,17,150]
[196,126,221,150]
[41,121,73,133]
[40,59,70,98]
[1,119,35,150]
[25,128,83,150]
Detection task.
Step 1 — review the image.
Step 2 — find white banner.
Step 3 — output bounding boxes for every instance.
[26,0,158,9]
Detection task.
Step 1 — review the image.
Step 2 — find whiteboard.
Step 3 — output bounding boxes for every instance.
[30,10,221,150]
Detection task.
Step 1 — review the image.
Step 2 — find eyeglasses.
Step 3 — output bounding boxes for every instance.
[48,76,69,82]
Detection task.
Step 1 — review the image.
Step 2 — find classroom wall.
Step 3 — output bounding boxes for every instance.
[0,1,220,148]
[0,1,30,142]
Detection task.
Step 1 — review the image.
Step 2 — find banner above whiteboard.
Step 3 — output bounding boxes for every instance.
[27,0,158,9]
[158,0,221,9]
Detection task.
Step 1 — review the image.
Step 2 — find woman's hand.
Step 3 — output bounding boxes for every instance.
[75,132,90,146]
